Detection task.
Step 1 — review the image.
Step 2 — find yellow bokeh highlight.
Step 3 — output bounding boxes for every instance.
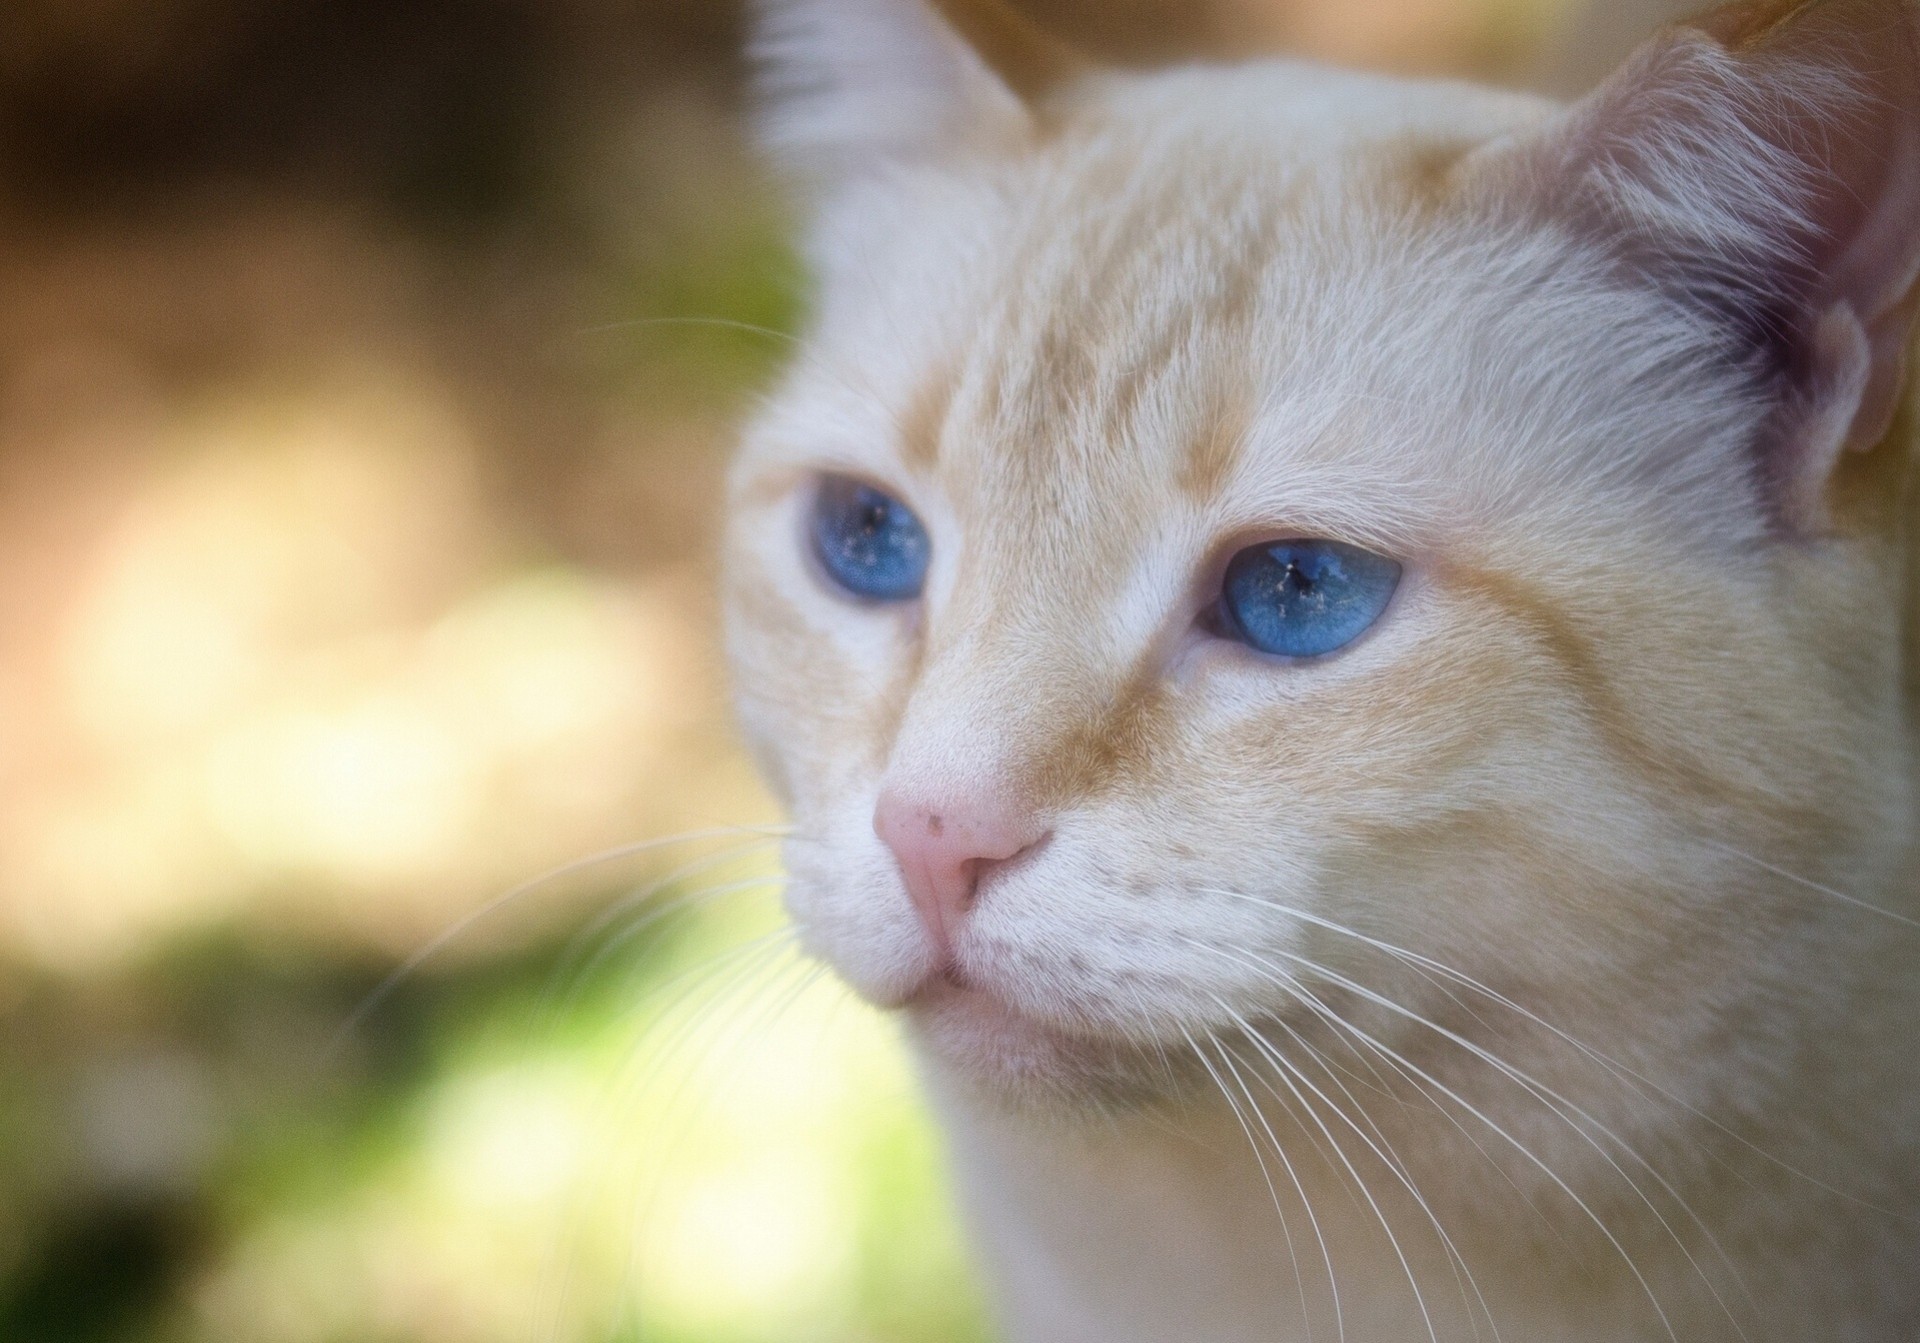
[193,889,983,1343]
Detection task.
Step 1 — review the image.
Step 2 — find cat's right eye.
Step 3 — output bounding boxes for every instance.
[808,475,930,602]
[1212,537,1401,659]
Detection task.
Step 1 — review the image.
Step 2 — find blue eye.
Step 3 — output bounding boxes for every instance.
[1217,538,1401,659]
[810,476,930,601]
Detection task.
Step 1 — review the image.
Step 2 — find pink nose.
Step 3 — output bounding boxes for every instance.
[874,790,1046,962]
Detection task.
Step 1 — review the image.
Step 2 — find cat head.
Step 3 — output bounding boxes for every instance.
[725,0,1920,1112]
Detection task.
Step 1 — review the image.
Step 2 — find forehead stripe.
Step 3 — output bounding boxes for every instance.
[898,373,956,470]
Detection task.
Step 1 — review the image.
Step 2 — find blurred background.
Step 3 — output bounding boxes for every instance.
[0,2,1580,1340]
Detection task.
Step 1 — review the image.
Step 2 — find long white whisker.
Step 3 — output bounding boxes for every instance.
[577,315,800,347]
[1224,942,1685,1343]
[1202,884,1911,1222]
[1199,885,1762,1303]
[605,944,815,1339]
[1205,999,1436,1343]
[331,825,793,1050]
[501,874,790,1103]
[546,842,783,989]
[1189,1026,1330,1343]
[1703,840,1920,931]
[541,873,784,1026]
[1277,968,1583,1269]
[538,929,803,1342]
[1230,998,1502,1343]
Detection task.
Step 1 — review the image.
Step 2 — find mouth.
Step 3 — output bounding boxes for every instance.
[902,975,1161,1107]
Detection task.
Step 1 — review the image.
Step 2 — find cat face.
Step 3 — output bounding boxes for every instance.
[725,0,1920,1111]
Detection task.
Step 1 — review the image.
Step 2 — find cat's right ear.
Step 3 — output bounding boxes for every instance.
[751,0,1086,191]
[1478,0,1920,534]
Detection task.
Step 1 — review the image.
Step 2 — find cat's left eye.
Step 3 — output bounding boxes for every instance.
[809,475,930,602]
[1213,538,1401,659]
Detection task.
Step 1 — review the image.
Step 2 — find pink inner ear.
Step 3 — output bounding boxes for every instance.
[1535,0,1920,529]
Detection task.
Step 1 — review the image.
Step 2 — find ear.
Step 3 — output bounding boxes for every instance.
[751,0,1087,188]
[1498,0,1920,532]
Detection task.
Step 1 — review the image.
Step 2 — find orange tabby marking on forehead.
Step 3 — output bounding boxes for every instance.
[1177,397,1251,501]
[896,372,956,470]
[948,175,1275,499]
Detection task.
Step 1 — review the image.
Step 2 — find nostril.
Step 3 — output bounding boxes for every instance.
[873,790,1049,953]
[953,834,1044,904]
[954,856,988,912]
[980,833,1044,878]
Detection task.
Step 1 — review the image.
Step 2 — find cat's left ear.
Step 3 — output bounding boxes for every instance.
[1489,0,1920,532]
[751,0,1087,191]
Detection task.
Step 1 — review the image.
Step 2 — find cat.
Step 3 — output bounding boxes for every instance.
[721,0,1920,1338]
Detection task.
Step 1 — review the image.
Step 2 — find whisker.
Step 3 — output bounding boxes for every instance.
[1198,885,1763,1303]
[1209,1035,1343,1343]
[1215,884,1913,1221]
[538,871,784,1029]
[545,841,784,990]
[1236,943,1686,1343]
[1182,1025,1336,1343]
[1227,1001,1501,1343]
[1278,971,1582,1270]
[1183,915,1728,1341]
[602,944,815,1340]
[576,315,800,347]
[330,825,792,1052]
[533,928,802,1342]
[1206,994,1443,1343]
[1703,840,1920,932]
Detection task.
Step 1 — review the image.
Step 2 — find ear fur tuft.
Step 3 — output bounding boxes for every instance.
[751,0,1083,190]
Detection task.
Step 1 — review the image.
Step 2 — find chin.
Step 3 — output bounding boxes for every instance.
[902,980,1178,1116]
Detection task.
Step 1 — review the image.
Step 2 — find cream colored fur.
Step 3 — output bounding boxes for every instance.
[724,1,1920,1338]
